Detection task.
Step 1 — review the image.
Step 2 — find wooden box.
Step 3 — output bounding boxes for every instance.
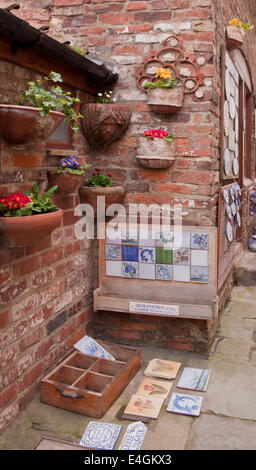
[40,342,141,418]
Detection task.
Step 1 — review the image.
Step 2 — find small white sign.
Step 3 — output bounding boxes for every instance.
[129,302,179,316]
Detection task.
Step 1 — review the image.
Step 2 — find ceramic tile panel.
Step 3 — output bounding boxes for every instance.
[155,247,173,265]
[139,247,155,263]
[106,244,121,261]
[139,263,156,280]
[122,261,139,278]
[155,231,174,248]
[122,245,139,262]
[156,264,173,281]
[106,260,122,277]
[173,231,191,248]
[106,227,122,245]
[190,266,208,283]
[173,248,190,265]
[191,232,209,250]
[173,266,190,282]
[139,229,156,247]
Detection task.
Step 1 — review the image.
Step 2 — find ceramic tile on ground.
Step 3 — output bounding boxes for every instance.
[80,421,122,450]
[167,393,203,417]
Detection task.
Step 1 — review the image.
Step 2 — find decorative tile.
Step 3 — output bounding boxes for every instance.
[118,421,147,450]
[173,248,190,265]
[166,392,203,417]
[191,232,209,250]
[173,266,190,282]
[139,263,155,280]
[105,227,121,245]
[80,421,122,450]
[74,335,115,360]
[190,266,208,283]
[191,249,208,267]
[155,247,173,265]
[177,367,211,392]
[124,394,164,419]
[173,231,191,248]
[139,247,155,263]
[156,264,173,281]
[155,231,174,248]
[106,260,122,277]
[122,261,138,278]
[139,229,156,247]
[106,244,121,260]
[136,378,172,399]
[122,245,139,262]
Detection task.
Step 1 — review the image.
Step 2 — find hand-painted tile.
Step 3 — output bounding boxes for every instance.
[106,260,122,277]
[80,421,122,450]
[122,261,138,278]
[122,244,139,262]
[106,244,121,260]
[105,227,121,245]
[191,232,209,250]
[190,266,208,283]
[155,231,174,248]
[139,247,155,263]
[155,247,173,265]
[172,265,190,282]
[191,249,208,267]
[166,393,203,417]
[156,264,173,281]
[121,227,138,245]
[118,422,147,450]
[74,335,115,360]
[173,248,190,265]
[139,263,155,280]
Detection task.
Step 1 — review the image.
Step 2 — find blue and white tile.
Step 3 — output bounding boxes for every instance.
[190,266,208,283]
[173,231,191,249]
[156,264,173,281]
[121,227,138,244]
[173,266,190,282]
[191,249,208,267]
[106,260,122,277]
[80,421,122,450]
[118,422,147,450]
[106,244,121,260]
[155,231,174,248]
[173,248,190,265]
[122,261,138,278]
[139,263,156,280]
[139,247,155,263]
[166,393,203,417]
[74,335,115,360]
[191,232,209,250]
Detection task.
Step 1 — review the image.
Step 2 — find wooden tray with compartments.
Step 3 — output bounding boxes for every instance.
[40,342,141,418]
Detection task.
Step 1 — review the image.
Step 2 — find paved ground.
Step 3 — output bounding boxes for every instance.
[0,252,256,451]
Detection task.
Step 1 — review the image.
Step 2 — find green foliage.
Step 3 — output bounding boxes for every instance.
[15,183,58,216]
[85,169,114,187]
[67,44,86,56]
[56,163,91,176]
[143,77,177,89]
[19,71,83,133]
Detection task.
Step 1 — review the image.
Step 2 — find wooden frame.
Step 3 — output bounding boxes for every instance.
[94,224,218,321]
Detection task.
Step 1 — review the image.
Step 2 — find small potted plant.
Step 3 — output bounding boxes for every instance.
[0,71,82,145]
[79,169,126,218]
[136,128,176,169]
[48,156,91,194]
[226,19,253,50]
[0,183,63,247]
[81,90,131,147]
[142,67,183,114]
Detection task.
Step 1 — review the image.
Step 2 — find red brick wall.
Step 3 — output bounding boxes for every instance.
[0,59,94,433]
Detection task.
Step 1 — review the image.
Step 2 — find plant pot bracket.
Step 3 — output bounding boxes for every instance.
[135,34,205,97]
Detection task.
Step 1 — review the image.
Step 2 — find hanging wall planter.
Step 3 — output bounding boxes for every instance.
[146,87,184,115]
[136,129,176,169]
[79,169,126,219]
[0,105,65,145]
[0,183,62,247]
[81,102,131,148]
[48,156,91,194]
[226,19,253,51]
[0,72,82,145]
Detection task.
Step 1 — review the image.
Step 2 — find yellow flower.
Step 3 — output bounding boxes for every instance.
[228,18,239,26]
[155,67,171,80]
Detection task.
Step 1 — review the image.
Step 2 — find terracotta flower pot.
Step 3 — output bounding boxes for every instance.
[226,25,245,50]
[0,209,63,247]
[79,185,126,218]
[136,136,176,169]
[48,171,85,194]
[0,105,65,144]
[146,88,184,114]
[81,103,131,147]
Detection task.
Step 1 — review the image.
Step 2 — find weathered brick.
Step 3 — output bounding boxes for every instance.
[0,383,18,409]
[18,362,44,392]
[12,294,39,321]
[13,255,40,278]
[0,266,11,287]
[11,154,42,168]
[41,247,63,267]
[0,403,19,434]
[0,280,28,303]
